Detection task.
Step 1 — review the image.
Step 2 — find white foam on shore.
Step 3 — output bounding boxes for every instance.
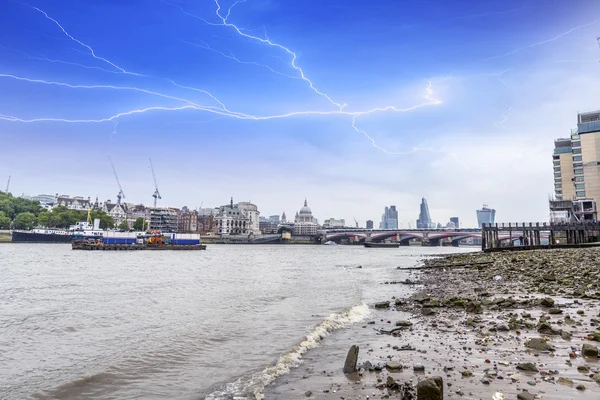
[205,303,370,400]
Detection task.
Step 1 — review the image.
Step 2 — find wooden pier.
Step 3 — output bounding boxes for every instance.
[481,222,600,252]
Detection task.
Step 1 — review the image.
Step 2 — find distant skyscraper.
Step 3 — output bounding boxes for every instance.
[366,220,374,229]
[450,217,459,229]
[416,198,432,229]
[476,205,496,228]
[379,206,398,229]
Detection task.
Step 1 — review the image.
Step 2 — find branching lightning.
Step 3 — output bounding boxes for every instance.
[485,19,599,61]
[29,5,143,76]
[1,1,452,158]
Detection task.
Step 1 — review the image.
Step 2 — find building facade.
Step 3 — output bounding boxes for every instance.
[237,201,261,235]
[322,218,345,228]
[53,194,91,211]
[416,198,432,229]
[149,207,179,232]
[178,210,199,233]
[450,217,459,229]
[293,199,319,236]
[380,206,398,229]
[366,220,374,229]
[553,110,600,203]
[215,198,251,236]
[476,204,496,228]
[102,200,127,226]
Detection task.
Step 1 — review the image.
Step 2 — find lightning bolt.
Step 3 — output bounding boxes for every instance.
[182,39,301,79]
[0,1,452,160]
[485,19,599,61]
[29,5,143,76]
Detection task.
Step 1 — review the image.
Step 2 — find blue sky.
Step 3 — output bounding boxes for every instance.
[1,0,599,227]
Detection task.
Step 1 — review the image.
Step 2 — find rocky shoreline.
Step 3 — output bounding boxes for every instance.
[266,248,600,399]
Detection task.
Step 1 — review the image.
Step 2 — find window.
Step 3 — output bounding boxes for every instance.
[553,161,560,166]
[576,191,586,197]
[555,190,562,194]
[576,184,585,189]
[555,183,562,189]
[553,155,559,160]
[554,147,572,154]
[574,162,583,167]
[574,168,584,175]
[572,141,581,147]
[554,172,561,178]
[573,148,582,154]
[575,176,584,182]
[572,134,580,140]
[554,166,561,172]
[573,155,583,161]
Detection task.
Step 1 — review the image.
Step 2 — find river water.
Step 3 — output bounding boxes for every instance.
[0,243,473,400]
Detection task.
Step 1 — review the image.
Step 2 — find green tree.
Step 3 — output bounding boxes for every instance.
[90,210,115,230]
[117,220,130,231]
[13,212,37,230]
[133,217,148,231]
[0,211,11,229]
[37,211,50,227]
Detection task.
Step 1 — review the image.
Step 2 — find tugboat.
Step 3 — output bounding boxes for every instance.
[363,241,400,248]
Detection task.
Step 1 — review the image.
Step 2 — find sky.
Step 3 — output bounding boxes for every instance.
[1,0,599,228]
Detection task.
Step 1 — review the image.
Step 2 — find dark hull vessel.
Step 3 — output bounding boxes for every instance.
[12,231,73,243]
[363,242,400,248]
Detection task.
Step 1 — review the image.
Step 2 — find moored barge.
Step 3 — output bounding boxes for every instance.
[72,230,206,251]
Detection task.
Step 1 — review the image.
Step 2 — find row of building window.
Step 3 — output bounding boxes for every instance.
[575,168,584,175]
[575,176,584,182]
[574,155,582,161]
[572,141,581,147]
[573,148,582,154]
[577,191,586,197]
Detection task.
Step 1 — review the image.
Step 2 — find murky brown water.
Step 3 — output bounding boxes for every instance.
[0,243,473,399]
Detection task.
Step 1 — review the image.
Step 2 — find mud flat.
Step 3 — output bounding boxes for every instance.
[266,248,600,399]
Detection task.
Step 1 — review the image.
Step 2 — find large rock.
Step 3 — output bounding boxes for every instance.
[582,343,598,358]
[593,373,600,384]
[466,301,483,314]
[541,297,555,307]
[517,392,536,400]
[416,376,443,400]
[525,338,555,352]
[343,345,359,373]
[396,320,413,327]
[516,362,539,372]
[374,301,390,309]
[386,361,403,370]
[537,323,560,335]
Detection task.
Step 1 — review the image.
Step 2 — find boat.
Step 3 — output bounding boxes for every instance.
[72,230,206,251]
[12,221,105,243]
[364,242,400,248]
[323,240,337,245]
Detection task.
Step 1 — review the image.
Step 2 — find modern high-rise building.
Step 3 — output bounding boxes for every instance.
[553,110,600,202]
[476,205,496,228]
[380,206,398,229]
[416,198,432,229]
[366,220,374,229]
[450,217,459,229]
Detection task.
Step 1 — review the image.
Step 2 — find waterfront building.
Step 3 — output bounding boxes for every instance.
[178,209,199,233]
[416,198,433,229]
[53,194,91,211]
[366,220,374,229]
[215,198,251,236]
[149,207,179,232]
[102,200,127,226]
[549,199,597,223]
[476,204,496,228]
[268,215,280,223]
[322,218,345,228]
[553,110,600,204]
[126,204,150,229]
[237,201,261,235]
[450,217,459,229]
[293,199,319,236]
[259,217,278,234]
[379,206,398,229]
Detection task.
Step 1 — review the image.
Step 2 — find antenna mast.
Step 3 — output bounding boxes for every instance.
[149,158,161,208]
[108,157,125,205]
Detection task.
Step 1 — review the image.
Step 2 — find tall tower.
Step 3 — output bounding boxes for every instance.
[417,198,432,229]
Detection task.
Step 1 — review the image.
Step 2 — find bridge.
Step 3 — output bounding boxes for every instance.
[320,228,547,246]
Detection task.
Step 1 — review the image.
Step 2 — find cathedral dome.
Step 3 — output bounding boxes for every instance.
[299,199,312,215]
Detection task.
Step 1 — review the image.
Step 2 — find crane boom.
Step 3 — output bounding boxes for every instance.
[149,158,161,208]
[108,157,125,204]
[5,175,10,194]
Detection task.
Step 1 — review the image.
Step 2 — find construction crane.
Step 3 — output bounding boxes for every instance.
[108,157,125,205]
[149,158,161,208]
[354,216,359,228]
[4,175,10,194]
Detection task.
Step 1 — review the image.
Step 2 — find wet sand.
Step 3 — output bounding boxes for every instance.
[266,248,600,399]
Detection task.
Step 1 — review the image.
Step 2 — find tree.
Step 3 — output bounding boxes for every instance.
[133,217,148,231]
[13,212,37,230]
[90,210,115,230]
[117,220,130,231]
[0,211,11,229]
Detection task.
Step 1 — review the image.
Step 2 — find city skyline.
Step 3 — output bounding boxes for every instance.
[1,0,600,227]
